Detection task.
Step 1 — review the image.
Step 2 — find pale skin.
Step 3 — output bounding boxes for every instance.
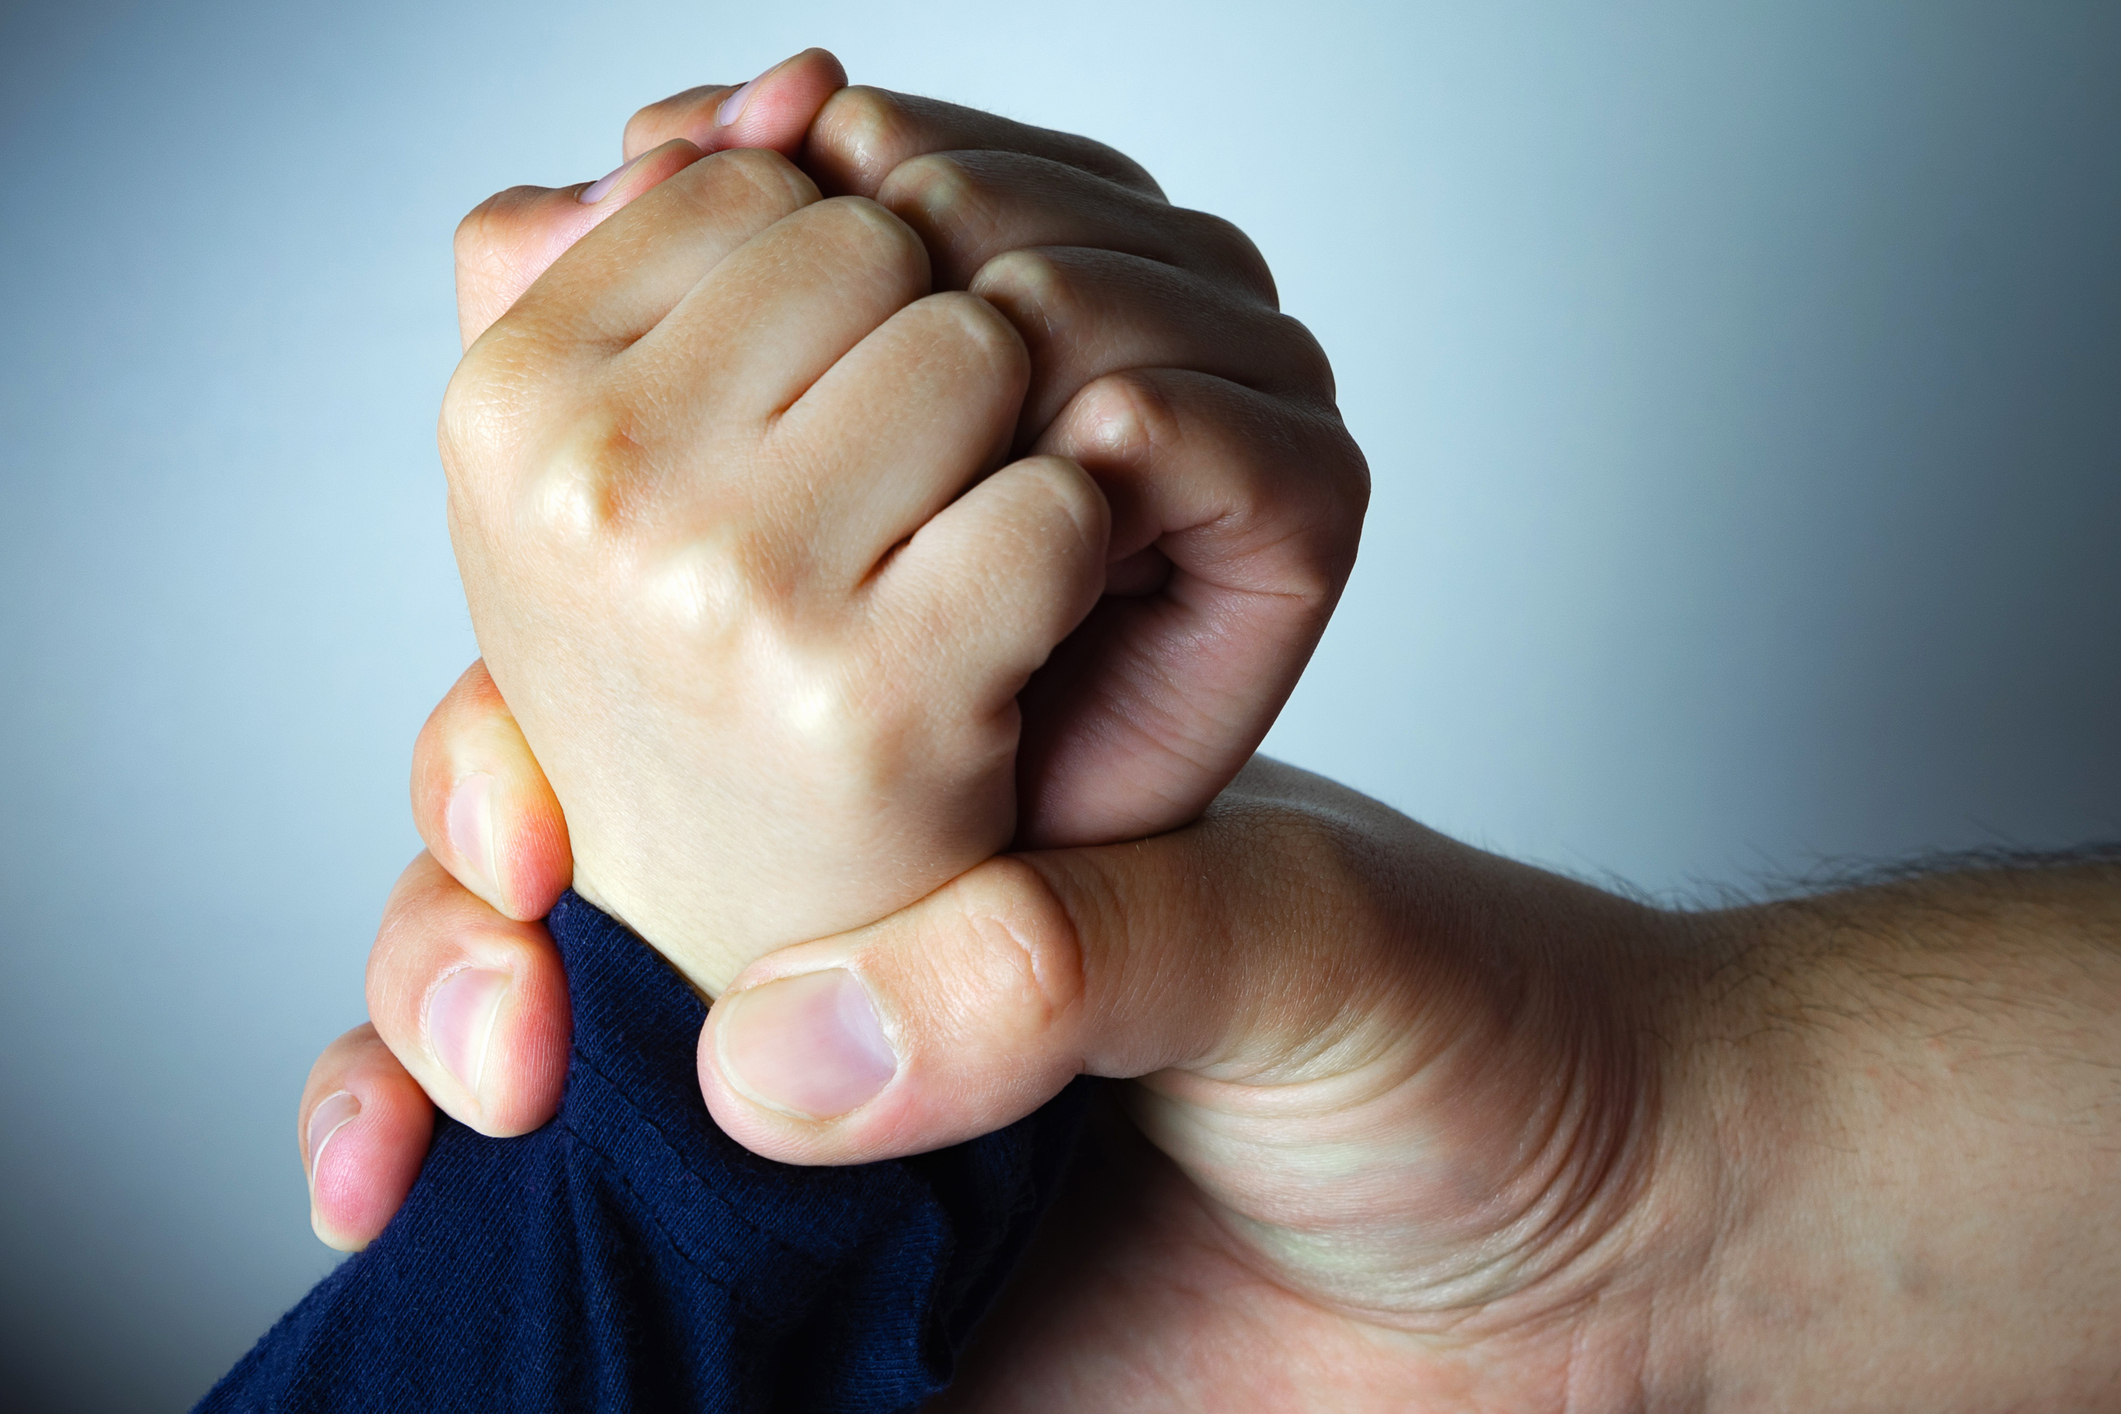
[300,51,2121,1411]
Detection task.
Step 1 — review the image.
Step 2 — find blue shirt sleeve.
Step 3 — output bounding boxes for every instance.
[198,892,1090,1413]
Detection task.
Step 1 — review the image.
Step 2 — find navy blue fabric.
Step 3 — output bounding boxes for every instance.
[200,892,1089,1413]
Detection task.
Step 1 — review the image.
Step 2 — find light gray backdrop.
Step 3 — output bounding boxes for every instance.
[2,1,2115,1407]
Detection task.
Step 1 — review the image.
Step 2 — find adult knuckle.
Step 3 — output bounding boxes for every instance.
[1273,312,1338,401]
[972,247,1077,334]
[1069,370,1182,467]
[812,86,920,188]
[948,859,1087,1038]
[878,153,996,245]
[1182,208,1277,303]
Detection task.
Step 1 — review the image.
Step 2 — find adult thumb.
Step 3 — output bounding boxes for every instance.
[695,758,1432,1165]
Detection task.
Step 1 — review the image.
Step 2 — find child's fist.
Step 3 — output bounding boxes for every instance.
[443,147,1106,993]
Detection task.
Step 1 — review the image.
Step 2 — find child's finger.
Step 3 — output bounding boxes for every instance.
[463,146,817,399]
[411,659,572,922]
[971,246,1336,442]
[1019,369,1368,846]
[773,291,1027,581]
[621,48,849,161]
[877,150,1273,299]
[365,853,572,1140]
[300,1025,435,1252]
[805,85,1163,200]
[454,138,707,350]
[454,51,847,350]
[864,455,1110,713]
[622,195,930,445]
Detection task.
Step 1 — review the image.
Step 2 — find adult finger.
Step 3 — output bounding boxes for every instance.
[694,759,1460,1164]
[970,246,1334,441]
[805,86,1163,199]
[455,49,847,348]
[1017,369,1367,846]
[877,150,1272,299]
[626,76,1159,199]
[365,852,571,1138]
[300,1025,434,1251]
[411,659,571,922]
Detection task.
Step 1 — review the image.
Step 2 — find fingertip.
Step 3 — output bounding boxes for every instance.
[696,860,1090,1167]
[413,661,572,922]
[302,1028,435,1251]
[368,854,572,1138]
[625,48,848,160]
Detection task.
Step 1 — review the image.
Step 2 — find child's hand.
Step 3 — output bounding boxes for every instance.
[446,144,1107,996]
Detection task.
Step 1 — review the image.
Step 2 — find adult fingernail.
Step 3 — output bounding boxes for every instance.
[715,970,897,1120]
[306,1090,360,1186]
[430,968,511,1101]
[715,75,759,128]
[446,771,500,902]
[580,154,644,204]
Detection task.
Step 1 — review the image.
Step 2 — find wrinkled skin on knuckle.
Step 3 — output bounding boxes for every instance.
[807,86,923,195]
[942,858,1089,1048]
[1071,370,1183,470]
[874,154,995,280]
[1276,312,1340,405]
[969,248,1075,343]
[878,151,982,219]
[1181,207,1279,306]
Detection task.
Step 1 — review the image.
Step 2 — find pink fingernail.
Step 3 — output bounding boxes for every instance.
[429,968,511,1100]
[715,76,758,129]
[580,154,643,204]
[714,970,897,1120]
[446,771,499,901]
[306,1090,361,1185]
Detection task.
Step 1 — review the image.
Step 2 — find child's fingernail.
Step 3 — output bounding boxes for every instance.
[306,1090,361,1186]
[715,75,759,128]
[446,772,500,902]
[580,154,644,204]
[714,970,896,1120]
[430,968,511,1102]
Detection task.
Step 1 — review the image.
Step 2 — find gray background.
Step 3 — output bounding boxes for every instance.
[2,0,2115,1407]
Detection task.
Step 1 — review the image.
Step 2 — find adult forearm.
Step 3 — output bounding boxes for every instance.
[1695,854,2121,1409]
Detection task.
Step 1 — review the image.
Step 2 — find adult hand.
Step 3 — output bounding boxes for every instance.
[321,722,2121,1409]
